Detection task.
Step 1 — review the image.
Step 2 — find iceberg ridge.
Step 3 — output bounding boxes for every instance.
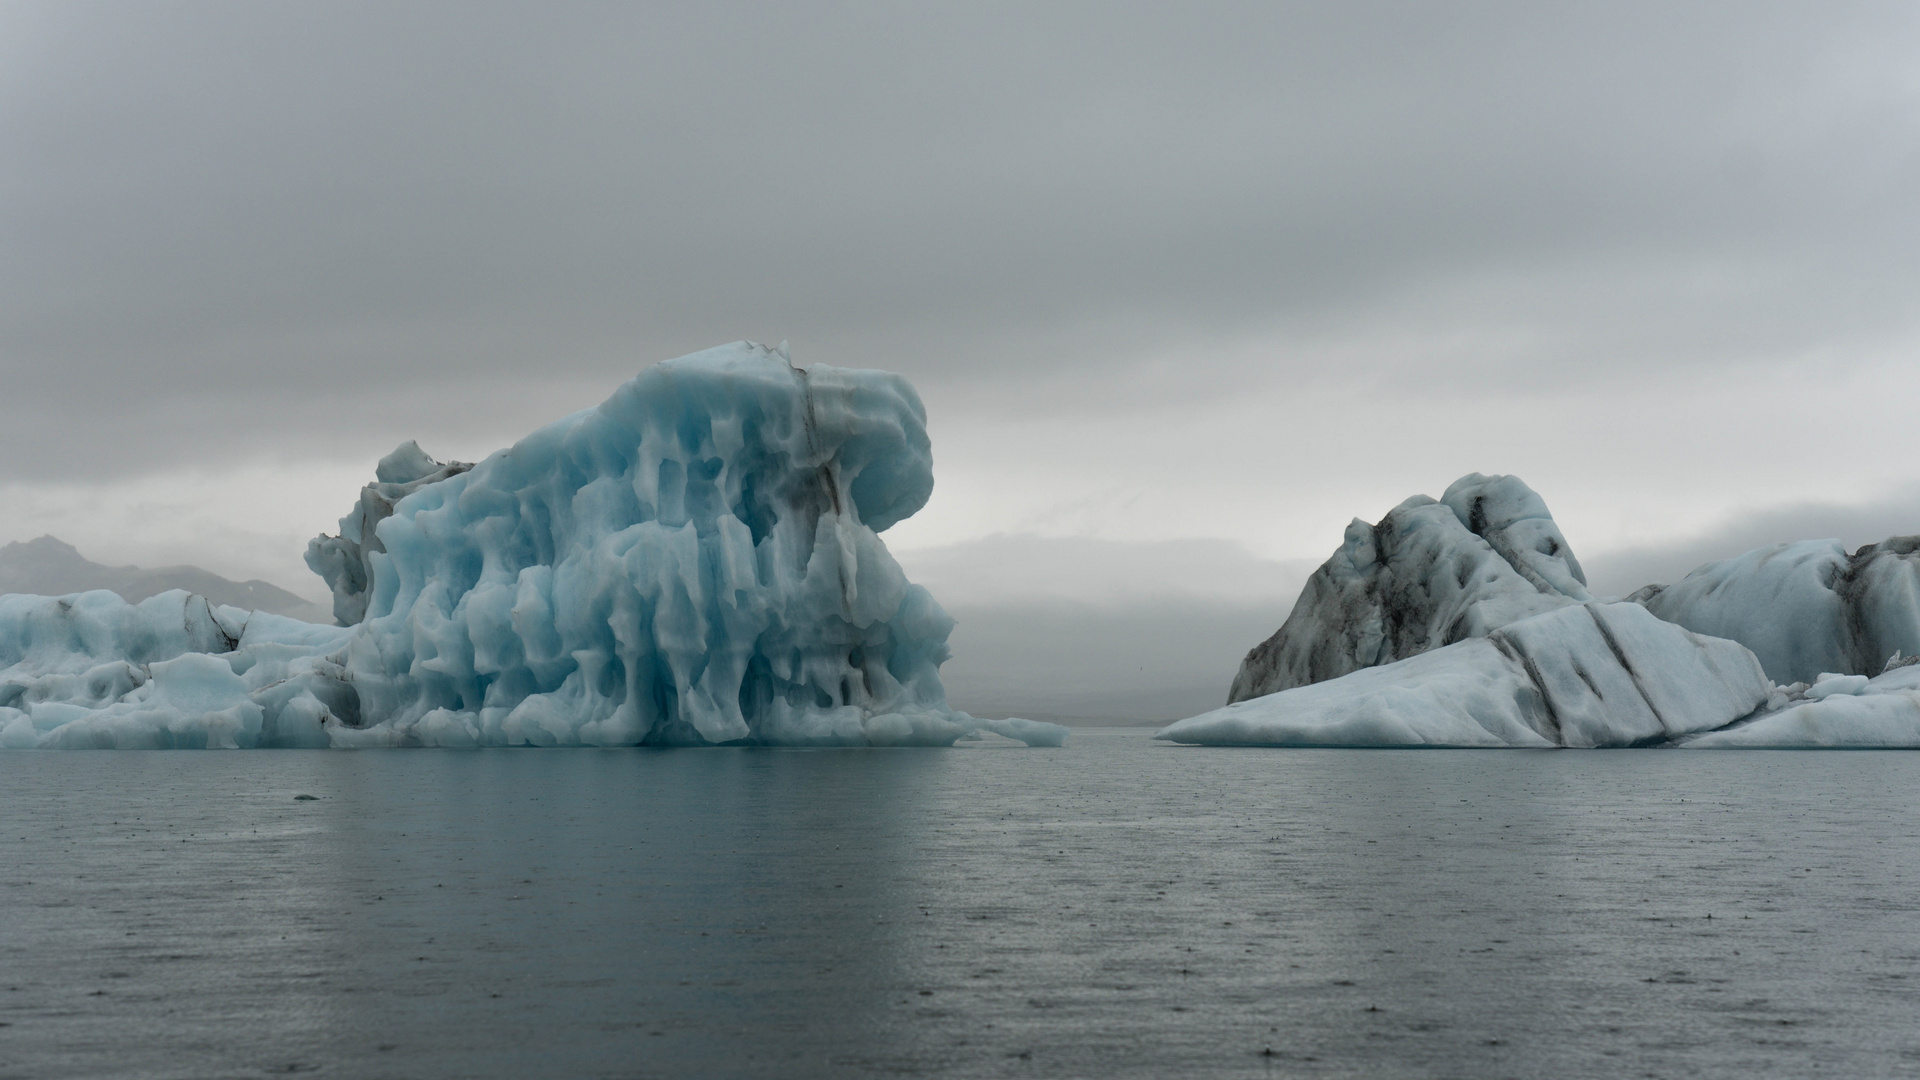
[1161,601,1768,748]
[1634,536,1920,686]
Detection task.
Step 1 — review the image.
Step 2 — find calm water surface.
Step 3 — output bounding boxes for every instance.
[2,730,1917,1079]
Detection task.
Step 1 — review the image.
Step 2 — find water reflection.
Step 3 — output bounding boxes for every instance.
[4,738,1920,1078]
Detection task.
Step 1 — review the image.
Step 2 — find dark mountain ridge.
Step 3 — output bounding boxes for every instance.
[0,535,324,621]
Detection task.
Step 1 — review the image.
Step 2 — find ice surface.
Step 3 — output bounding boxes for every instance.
[1161,601,1770,748]
[0,343,1066,749]
[1230,474,1588,702]
[1634,536,1920,685]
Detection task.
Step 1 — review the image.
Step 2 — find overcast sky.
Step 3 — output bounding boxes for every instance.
[6,2,1920,714]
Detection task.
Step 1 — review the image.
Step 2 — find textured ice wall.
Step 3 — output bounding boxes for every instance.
[336,341,987,747]
[0,343,1066,749]
[1230,474,1588,702]
[1633,537,1920,685]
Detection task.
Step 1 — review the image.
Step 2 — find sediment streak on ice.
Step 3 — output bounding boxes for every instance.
[0,343,1066,749]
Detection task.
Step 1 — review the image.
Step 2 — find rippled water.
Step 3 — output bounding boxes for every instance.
[3,731,1918,1079]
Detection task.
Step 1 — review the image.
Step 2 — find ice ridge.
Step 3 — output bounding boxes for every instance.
[1161,601,1768,748]
[306,441,474,626]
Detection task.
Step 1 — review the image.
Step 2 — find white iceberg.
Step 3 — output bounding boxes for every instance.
[0,591,355,749]
[0,343,1066,749]
[1160,602,1769,748]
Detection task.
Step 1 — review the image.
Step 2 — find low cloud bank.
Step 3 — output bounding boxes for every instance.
[895,535,1308,721]
[1583,486,1920,598]
[938,599,1289,724]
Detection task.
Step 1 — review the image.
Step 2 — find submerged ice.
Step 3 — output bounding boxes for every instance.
[1164,475,1920,749]
[0,343,1065,749]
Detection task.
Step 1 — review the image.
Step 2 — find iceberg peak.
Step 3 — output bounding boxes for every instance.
[1229,473,1588,703]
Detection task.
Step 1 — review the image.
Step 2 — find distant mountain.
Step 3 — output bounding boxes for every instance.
[0,535,327,622]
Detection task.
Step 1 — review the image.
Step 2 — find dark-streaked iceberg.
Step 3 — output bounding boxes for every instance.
[1167,475,1920,748]
[0,343,1066,749]
[1230,474,1588,702]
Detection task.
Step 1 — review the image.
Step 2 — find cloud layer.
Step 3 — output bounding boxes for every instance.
[8,3,1920,477]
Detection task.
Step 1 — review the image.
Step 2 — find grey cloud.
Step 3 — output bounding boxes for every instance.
[6,2,1920,479]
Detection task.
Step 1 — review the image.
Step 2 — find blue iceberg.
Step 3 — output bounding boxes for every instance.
[0,343,1066,749]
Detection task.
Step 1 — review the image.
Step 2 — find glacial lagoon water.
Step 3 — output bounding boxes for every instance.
[3,729,1918,1079]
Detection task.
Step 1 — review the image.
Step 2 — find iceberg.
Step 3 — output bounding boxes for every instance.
[0,343,1066,749]
[305,441,473,627]
[1172,475,1920,748]
[1230,474,1588,702]
[0,591,355,750]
